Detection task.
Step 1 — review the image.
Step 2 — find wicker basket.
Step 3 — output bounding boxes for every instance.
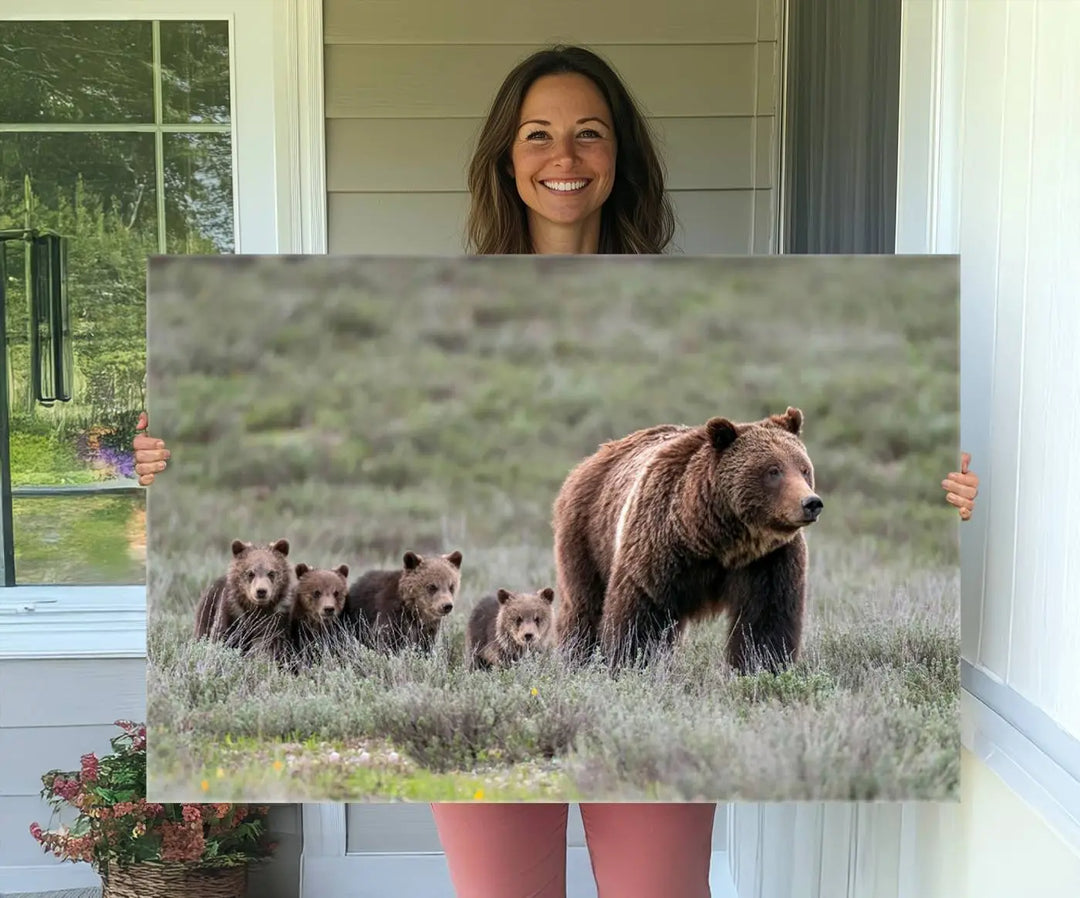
[101,861,247,898]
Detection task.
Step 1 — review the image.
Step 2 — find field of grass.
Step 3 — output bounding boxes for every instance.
[144,254,961,804]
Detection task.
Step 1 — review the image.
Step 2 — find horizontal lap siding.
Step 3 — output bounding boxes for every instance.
[0,659,146,872]
[324,0,780,256]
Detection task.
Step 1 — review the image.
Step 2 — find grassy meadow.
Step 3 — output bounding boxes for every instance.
[144,254,961,804]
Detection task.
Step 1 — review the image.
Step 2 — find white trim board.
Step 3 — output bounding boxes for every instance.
[961,673,1080,852]
[0,587,145,659]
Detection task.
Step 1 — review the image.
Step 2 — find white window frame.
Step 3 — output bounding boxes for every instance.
[0,0,327,660]
[895,0,1080,852]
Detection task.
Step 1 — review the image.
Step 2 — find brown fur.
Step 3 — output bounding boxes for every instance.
[285,562,350,670]
[552,407,822,673]
[466,587,556,670]
[291,563,350,628]
[193,538,295,656]
[344,550,463,653]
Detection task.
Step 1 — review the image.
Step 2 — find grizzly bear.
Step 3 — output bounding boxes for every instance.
[193,538,295,656]
[344,550,463,653]
[552,407,822,674]
[286,562,350,669]
[466,587,556,670]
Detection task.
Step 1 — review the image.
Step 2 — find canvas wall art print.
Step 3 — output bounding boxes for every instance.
[144,253,961,804]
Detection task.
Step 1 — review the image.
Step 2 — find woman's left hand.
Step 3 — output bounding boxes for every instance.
[943,452,979,521]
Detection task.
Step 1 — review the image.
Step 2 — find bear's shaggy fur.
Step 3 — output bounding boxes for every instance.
[344,550,463,653]
[193,538,295,656]
[551,407,823,673]
[291,563,350,628]
[466,587,556,670]
[285,562,350,669]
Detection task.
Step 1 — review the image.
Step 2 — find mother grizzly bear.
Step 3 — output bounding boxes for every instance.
[552,407,823,674]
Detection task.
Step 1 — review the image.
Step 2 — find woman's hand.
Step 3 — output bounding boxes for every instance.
[133,412,171,486]
[943,452,979,521]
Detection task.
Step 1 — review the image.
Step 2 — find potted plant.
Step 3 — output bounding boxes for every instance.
[30,720,275,897]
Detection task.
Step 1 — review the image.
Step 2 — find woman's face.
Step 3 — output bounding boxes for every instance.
[509,72,617,235]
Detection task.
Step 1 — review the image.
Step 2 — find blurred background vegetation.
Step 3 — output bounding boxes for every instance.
[146,253,960,604]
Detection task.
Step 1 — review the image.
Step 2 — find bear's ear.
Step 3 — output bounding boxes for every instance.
[539,587,555,604]
[445,550,463,569]
[705,417,739,453]
[497,588,512,605]
[271,538,290,557]
[295,563,310,579]
[336,564,350,580]
[771,406,803,435]
[231,539,250,557]
[403,551,422,570]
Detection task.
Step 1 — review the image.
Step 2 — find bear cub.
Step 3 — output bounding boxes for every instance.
[467,587,556,670]
[344,550,463,653]
[284,562,350,669]
[194,538,295,656]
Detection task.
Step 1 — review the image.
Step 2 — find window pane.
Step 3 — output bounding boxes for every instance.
[3,130,155,585]
[12,492,146,585]
[0,22,154,124]
[2,132,156,494]
[0,132,159,236]
[164,133,235,253]
[160,21,232,124]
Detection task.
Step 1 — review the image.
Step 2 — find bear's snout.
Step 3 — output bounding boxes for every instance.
[439,600,454,615]
[523,631,535,642]
[321,605,337,618]
[254,586,268,600]
[801,495,824,522]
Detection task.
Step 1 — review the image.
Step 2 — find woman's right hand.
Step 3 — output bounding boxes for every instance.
[133,412,171,486]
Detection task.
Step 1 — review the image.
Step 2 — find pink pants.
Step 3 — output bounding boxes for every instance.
[430,802,715,898]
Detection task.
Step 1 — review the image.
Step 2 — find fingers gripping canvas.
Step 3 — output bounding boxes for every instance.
[144,254,961,804]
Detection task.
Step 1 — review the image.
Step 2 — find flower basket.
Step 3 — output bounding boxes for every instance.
[30,721,275,892]
[101,860,247,898]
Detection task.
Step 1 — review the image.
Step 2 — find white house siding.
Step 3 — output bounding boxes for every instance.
[323,0,782,256]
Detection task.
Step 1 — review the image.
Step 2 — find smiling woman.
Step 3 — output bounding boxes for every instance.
[509,72,617,253]
[463,45,675,256]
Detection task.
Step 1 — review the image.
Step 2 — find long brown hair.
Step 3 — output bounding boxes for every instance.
[465,45,676,255]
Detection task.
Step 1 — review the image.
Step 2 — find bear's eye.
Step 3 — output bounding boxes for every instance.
[427,583,438,594]
[268,571,276,580]
[449,583,455,594]
[516,616,523,626]
[534,616,541,624]
[767,465,781,478]
[313,590,321,599]
[247,571,255,580]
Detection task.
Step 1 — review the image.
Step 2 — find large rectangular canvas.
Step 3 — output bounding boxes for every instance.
[145,254,961,804]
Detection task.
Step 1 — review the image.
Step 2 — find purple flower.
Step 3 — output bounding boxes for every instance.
[97,446,136,479]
